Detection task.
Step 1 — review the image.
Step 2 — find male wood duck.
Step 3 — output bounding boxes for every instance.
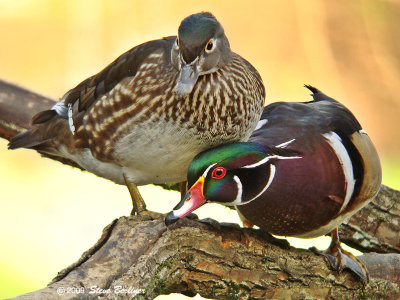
[8,12,265,216]
[166,85,382,281]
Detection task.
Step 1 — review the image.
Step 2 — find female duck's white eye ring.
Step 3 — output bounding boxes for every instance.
[205,39,216,53]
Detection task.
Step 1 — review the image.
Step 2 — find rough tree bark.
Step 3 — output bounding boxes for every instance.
[1,78,399,299]
[10,216,400,299]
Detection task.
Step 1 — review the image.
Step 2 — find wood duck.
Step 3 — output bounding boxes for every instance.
[166,85,382,281]
[8,12,265,216]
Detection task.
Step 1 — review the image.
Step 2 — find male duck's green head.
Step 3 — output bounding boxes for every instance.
[165,142,301,225]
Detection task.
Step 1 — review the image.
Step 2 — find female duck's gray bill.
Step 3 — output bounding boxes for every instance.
[165,176,207,226]
[174,63,199,98]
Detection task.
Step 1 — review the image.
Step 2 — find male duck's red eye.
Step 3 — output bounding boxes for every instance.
[211,167,226,179]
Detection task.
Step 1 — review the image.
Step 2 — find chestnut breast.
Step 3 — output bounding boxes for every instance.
[237,136,347,236]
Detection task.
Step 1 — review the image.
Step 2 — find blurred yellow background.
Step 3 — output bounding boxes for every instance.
[0,0,399,298]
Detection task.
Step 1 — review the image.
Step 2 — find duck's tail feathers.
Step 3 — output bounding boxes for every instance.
[8,128,50,150]
[304,84,337,102]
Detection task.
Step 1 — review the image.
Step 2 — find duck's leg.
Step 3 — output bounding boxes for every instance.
[321,228,369,282]
[124,174,163,219]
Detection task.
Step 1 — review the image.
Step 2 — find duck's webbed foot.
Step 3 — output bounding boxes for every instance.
[318,228,369,282]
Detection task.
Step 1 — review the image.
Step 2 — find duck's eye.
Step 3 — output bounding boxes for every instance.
[205,39,215,53]
[211,167,226,179]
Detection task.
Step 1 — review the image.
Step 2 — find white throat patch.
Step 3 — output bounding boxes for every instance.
[246,164,276,204]
[236,152,302,205]
[230,175,243,205]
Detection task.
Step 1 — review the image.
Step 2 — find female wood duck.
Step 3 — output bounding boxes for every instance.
[166,85,381,281]
[8,12,265,216]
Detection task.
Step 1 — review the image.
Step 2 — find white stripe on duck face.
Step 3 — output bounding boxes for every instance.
[232,164,277,206]
[322,131,355,213]
[201,163,217,178]
[243,163,277,205]
[201,163,244,206]
[233,147,302,205]
[275,138,296,148]
[242,153,302,169]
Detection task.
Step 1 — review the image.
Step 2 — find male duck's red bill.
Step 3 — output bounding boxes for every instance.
[165,177,206,225]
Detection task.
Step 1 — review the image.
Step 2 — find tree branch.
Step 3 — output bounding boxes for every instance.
[0,79,55,137]
[2,79,400,298]
[0,79,86,170]
[340,185,400,254]
[11,216,400,299]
